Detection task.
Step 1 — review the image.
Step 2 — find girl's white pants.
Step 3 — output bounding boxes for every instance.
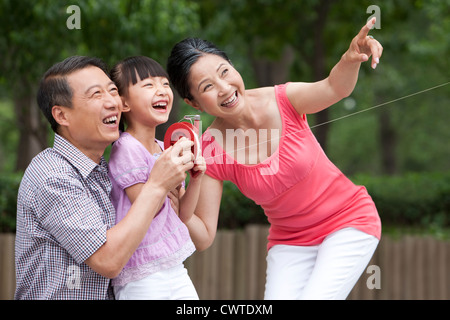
[264,227,379,300]
[114,264,199,300]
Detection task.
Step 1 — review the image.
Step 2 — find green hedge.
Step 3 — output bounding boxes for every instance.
[218,172,450,230]
[1,171,449,233]
[218,181,268,229]
[352,172,450,230]
[0,173,21,232]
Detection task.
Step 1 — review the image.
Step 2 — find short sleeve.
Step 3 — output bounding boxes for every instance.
[108,134,153,190]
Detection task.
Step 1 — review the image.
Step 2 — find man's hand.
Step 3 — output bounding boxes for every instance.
[148,137,194,193]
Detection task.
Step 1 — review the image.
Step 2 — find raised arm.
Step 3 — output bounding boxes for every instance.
[286,17,383,115]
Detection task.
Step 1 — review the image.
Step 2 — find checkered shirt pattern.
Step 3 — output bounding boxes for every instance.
[15,134,115,299]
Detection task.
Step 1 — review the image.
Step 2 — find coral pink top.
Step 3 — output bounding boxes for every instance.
[201,83,381,250]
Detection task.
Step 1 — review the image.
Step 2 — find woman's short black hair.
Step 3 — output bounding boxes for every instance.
[110,56,168,98]
[167,38,231,100]
[37,56,108,132]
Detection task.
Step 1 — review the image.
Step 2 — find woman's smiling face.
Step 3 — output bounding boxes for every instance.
[185,54,245,118]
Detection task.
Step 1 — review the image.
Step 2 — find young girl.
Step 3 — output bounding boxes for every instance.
[108,56,206,300]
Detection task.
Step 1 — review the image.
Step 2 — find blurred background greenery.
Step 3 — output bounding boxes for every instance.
[0,0,448,234]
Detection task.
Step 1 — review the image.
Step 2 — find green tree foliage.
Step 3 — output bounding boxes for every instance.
[326,0,450,175]
[195,0,449,176]
[1,0,447,174]
[0,1,75,170]
[0,1,448,231]
[0,0,200,171]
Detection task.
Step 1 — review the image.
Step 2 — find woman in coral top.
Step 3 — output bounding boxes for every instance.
[167,18,383,299]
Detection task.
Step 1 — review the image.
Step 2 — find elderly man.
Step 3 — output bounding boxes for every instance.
[15,56,194,299]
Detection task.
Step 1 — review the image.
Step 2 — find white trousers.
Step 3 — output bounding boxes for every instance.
[114,264,199,300]
[264,227,379,300]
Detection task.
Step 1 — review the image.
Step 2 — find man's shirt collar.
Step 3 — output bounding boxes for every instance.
[53,133,108,179]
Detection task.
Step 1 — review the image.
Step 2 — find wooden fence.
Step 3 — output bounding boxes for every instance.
[185,225,450,300]
[0,233,15,300]
[1,225,449,300]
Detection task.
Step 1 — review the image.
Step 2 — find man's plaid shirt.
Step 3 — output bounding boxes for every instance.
[15,134,115,299]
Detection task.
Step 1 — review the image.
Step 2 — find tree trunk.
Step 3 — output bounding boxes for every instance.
[251,46,295,87]
[311,0,335,153]
[14,90,48,172]
[378,108,397,175]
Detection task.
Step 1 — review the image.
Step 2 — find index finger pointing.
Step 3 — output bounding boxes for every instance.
[357,17,376,39]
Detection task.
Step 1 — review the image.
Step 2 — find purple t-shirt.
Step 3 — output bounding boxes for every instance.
[108,132,195,286]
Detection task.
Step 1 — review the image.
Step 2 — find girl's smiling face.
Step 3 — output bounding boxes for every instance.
[122,75,173,129]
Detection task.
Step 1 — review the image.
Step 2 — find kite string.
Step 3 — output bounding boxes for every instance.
[176,81,449,160]
[310,81,450,130]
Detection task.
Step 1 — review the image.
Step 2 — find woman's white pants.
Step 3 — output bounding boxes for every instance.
[264,227,379,300]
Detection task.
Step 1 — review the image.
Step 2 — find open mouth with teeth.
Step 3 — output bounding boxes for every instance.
[221,91,238,108]
[152,101,168,111]
[103,115,118,125]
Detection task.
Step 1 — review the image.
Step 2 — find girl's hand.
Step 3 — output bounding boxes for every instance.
[345,17,383,69]
[190,156,206,180]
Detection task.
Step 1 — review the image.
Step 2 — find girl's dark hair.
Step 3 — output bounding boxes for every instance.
[167,38,231,100]
[110,56,168,97]
[110,56,168,131]
[37,56,109,132]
